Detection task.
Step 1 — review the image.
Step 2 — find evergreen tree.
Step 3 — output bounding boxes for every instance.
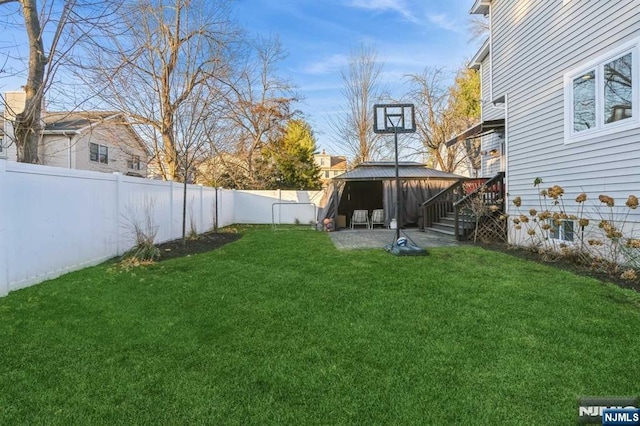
[262,119,322,190]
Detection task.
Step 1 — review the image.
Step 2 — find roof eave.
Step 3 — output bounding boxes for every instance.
[75,113,121,134]
[470,0,491,15]
[445,119,505,147]
[41,129,81,136]
[468,38,490,70]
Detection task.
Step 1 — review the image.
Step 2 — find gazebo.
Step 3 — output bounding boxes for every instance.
[318,161,464,229]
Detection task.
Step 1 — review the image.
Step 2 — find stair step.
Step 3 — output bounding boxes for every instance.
[439,217,456,226]
[445,212,474,220]
[432,222,455,232]
[425,226,456,236]
[432,218,475,231]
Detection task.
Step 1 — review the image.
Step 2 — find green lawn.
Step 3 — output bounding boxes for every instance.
[1,227,640,425]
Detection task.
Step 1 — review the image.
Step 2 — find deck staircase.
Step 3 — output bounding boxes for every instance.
[421,172,505,241]
[426,211,475,237]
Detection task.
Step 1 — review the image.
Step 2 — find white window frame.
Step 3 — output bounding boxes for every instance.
[564,37,639,143]
[128,154,141,170]
[89,142,109,164]
[549,219,575,243]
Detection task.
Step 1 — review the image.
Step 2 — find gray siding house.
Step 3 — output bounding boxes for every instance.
[2,91,149,176]
[468,0,640,245]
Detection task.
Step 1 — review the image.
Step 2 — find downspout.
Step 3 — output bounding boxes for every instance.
[503,95,509,180]
[63,131,73,169]
[489,2,494,102]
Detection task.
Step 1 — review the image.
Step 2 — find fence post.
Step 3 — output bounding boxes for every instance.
[0,160,8,296]
[113,172,124,256]
[199,184,204,233]
[169,180,174,239]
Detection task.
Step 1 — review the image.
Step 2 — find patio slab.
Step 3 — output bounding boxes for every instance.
[328,229,459,250]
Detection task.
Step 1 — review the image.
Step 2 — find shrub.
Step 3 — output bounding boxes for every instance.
[509,178,640,278]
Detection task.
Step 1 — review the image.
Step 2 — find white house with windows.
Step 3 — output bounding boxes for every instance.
[2,91,149,176]
[464,0,640,245]
[314,150,348,188]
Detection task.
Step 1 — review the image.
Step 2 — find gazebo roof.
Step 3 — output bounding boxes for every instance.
[333,161,464,181]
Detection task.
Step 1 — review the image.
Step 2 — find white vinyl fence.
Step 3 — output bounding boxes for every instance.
[0,160,322,296]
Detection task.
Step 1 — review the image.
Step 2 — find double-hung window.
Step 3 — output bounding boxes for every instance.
[565,38,639,142]
[89,143,109,164]
[127,155,141,170]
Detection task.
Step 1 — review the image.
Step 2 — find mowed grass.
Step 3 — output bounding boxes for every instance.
[1,227,640,425]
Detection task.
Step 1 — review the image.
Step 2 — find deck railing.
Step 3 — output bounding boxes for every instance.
[421,179,466,229]
[453,172,505,240]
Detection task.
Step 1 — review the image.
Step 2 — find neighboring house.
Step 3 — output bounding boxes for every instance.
[2,91,149,176]
[451,0,640,245]
[0,122,4,159]
[314,150,347,187]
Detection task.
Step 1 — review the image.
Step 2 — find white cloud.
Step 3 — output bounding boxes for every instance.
[302,54,349,75]
[427,14,461,33]
[345,0,418,23]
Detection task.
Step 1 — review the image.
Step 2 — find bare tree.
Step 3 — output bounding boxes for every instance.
[173,83,220,244]
[405,66,480,173]
[216,35,298,189]
[0,0,122,163]
[329,43,386,165]
[79,0,238,181]
[469,15,490,40]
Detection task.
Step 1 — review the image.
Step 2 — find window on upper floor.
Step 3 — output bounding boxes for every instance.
[0,137,4,155]
[127,154,141,170]
[565,38,638,143]
[89,142,108,164]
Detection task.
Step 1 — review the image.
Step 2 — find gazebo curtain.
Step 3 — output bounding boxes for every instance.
[316,181,346,228]
[382,179,452,227]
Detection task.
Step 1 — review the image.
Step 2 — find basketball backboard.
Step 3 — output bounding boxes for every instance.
[373,104,416,134]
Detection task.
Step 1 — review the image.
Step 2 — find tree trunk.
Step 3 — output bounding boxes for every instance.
[182,175,188,246]
[162,129,178,180]
[15,0,46,163]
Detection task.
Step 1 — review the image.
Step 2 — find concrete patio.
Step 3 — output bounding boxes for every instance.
[328,228,459,250]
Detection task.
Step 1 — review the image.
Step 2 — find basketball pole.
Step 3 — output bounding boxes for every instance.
[394,125,400,243]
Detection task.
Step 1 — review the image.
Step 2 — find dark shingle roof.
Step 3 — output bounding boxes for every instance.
[43,111,120,132]
[334,161,464,181]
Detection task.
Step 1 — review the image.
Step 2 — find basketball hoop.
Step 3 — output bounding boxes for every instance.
[373,104,416,134]
[372,104,424,255]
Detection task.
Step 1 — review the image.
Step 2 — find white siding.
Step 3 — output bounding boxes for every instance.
[478,49,505,177]
[489,0,640,238]
[71,124,148,175]
[481,132,503,177]
[480,57,504,121]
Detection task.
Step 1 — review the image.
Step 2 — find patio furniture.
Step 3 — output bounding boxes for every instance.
[370,209,385,228]
[351,209,370,229]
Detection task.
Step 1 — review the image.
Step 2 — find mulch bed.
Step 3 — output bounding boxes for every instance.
[155,231,242,261]
[470,241,640,294]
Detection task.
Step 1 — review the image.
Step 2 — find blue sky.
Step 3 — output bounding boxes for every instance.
[0,0,483,157]
[234,0,483,154]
